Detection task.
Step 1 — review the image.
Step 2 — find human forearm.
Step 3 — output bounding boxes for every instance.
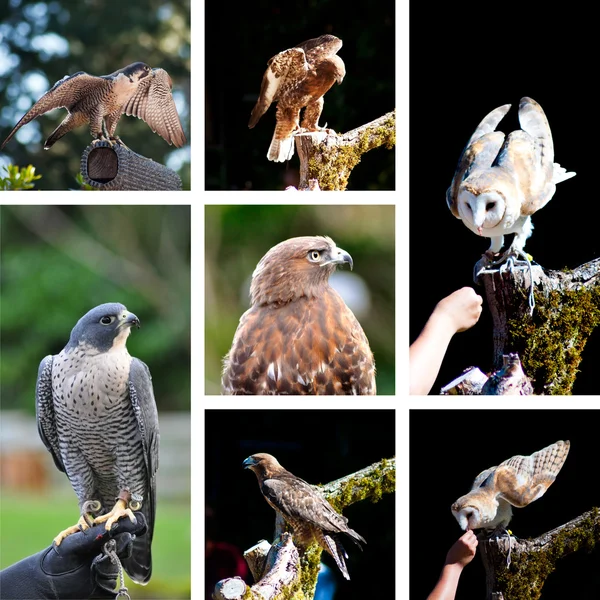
[426,563,464,600]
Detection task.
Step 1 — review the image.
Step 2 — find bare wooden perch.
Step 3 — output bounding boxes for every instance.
[213,457,395,600]
[441,257,600,394]
[295,110,395,191]
[478,507,600,599]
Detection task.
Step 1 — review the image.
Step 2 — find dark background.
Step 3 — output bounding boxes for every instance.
[204,0,395,190]
[409,2,600,394]
[205,409,395,599]
[410,409,600,599]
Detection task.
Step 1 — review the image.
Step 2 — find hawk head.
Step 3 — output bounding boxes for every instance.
[243,453,285,479]
[250,236,353,307]
[66,302,140,353]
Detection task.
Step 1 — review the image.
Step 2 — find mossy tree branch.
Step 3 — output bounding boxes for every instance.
[295,110,395,191]
[213,457,396,600]
[479,507,600,600]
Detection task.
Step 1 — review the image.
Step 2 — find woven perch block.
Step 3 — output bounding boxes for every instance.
[80,141,182,190]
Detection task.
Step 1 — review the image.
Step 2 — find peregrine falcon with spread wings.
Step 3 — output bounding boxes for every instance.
[1,63,186,150]
[243,453,366,580]
[221,236,376,395]
[248,35,345,162]
[451,440,570,532]
[36,303,159,584]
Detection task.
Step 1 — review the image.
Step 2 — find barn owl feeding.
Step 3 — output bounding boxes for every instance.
[446,97,576,265]
[451,440,570,532]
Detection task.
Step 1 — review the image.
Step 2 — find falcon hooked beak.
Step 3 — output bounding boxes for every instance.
[320,246,353,270]
[119,311,141,329]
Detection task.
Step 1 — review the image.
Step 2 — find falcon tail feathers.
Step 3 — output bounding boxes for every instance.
[268,134,295,162]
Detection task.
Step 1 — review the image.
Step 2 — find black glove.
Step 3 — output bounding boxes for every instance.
[0,512,147,600]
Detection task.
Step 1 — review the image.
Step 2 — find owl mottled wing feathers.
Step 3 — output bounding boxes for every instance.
[248,48,309,129]
[1,73,105,150]
[494,440,570,507]
[122,68,186,147]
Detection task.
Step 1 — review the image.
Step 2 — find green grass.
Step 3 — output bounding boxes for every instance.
[0,492,191,599]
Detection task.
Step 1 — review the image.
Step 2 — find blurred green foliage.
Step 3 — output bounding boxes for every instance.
[0,492,191,598]
[0,204,190,413]
[0,163,42,189]
[0,0,190,190]
[205,205,395,394]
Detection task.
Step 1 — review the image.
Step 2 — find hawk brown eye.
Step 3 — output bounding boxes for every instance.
[308,250,321,262]
[100,316,116,325]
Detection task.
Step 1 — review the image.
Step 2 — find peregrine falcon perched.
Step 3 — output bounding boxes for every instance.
[36,303,159,585]
[1,62,186,150]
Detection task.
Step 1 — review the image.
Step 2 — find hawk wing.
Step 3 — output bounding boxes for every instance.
[445,103,510,218]
[248,47,309,128]
[35,355,65,473]
[126,357,160,584]
[493,440,570,508]
[122,68,186,147]
[1,72,105,149]
[222,289,375,395]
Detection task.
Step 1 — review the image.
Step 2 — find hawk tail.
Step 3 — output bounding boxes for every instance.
[267,133,295,162]
[322,533,351,580]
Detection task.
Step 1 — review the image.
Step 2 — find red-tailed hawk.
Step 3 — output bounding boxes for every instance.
[221,236,376,395]
[248,34,345,162]
[243,453,366,580]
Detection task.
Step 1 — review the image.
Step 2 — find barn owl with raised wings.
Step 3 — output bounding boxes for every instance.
[451,440,570,531]
[248,35,345,162]
[446,97,575,264]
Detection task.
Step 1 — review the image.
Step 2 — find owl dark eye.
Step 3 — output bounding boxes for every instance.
[308,250,321,262]
[486,202,496,210]
[100,316,116,325]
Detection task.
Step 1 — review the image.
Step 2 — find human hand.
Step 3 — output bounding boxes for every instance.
[434,287,483,334]
[445,530,478,568]
[0,512,147,600]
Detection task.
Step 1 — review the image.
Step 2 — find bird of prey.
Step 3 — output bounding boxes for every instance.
[481,353,534,395]
[221,236,376,395]
[36,302,159,584]
[451,440,570,532]
[1,62,186,150]
[243,453,366,580]
[248,34,345,162]
[446,97,575,266]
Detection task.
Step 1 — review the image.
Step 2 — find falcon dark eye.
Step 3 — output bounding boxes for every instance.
[100,316,116,325]
[308,250,321,262]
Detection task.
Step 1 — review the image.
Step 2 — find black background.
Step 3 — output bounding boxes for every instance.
[204,0,395,190]
[205,409,395,599]
[410,409,600,598]
[409,1,600,394]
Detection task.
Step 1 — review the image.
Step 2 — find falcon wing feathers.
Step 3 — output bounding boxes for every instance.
[122,68,186,147]
[35,355,65,473]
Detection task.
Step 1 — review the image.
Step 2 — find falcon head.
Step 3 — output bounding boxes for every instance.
[67,302,140,353]
[114,62,152,83]
[250,236,353,307]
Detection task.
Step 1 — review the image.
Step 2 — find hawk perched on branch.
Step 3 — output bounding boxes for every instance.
[221,236,376,395]
[451,440,570,531]
[243,453,366,580]
[248,34,345,162]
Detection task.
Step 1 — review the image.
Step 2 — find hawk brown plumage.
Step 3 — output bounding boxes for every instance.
[221,236,376,395]
[248,34,345,162]
[243,453,366,580]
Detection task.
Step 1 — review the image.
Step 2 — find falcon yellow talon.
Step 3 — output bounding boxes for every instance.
[53,515,90,546]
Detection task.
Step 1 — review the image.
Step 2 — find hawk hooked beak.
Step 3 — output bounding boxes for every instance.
[242,456,256,469]
[320,246,353,270]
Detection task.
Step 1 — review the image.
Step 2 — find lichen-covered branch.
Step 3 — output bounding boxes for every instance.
[479,507,600,600]
[213,457,395,600]
[296,110,395,190]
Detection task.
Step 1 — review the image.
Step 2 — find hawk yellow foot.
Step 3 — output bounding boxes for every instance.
[93,498,136,531]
